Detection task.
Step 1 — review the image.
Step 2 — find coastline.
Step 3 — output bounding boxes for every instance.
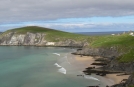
[0,45,131,87]
[72,55,130,86]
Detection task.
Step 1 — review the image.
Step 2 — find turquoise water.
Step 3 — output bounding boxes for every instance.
[0,46,106,87]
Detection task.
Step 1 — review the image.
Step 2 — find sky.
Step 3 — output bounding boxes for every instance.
[0,0,134,32]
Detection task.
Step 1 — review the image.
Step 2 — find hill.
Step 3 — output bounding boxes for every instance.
[89,33,134,62]
[5,26,90,42]
[0,26,89,47]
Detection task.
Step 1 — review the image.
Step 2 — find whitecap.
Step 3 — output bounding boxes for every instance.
[58,67,66,74]
[84,75,100,81]
[53,53,60,56]
[54,63,62,68]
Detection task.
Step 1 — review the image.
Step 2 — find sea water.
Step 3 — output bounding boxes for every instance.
[0,46,106,87]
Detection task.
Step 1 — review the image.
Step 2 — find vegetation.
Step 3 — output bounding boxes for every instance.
[89,34,134,63]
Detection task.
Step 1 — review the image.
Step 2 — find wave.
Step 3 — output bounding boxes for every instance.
[54,63,66,74]
[54,63,62,68]
[58,67,66,74]
[53,53,60,56]
[84,75,100,81]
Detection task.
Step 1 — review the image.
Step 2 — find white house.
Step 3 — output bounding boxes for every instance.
[111,34,115,36]
[129,32,134,36]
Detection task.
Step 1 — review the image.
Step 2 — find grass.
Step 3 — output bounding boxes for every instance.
[90,34,134,47]
[89,34,134,62]
[5,26,58,34]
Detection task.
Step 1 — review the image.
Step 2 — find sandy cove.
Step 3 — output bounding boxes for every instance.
[73,55,130,86]
[105,74,130,84]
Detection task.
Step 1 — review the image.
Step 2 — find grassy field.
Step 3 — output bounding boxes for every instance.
[88,33,134,63]
[2,26,134,62]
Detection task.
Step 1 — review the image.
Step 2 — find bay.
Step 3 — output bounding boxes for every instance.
[0,46,105,87]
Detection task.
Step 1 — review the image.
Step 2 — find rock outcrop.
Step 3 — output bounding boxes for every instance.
[0,32,46,45]
[105,61,134,73]
[74,47,120,58]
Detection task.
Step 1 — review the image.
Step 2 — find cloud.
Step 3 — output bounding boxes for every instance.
[0,0,134,23]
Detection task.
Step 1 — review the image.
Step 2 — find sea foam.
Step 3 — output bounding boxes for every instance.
[54,63,67,74]
[53,53,60,56]
[84,75,100,81]
[58,67,66,74]
[54,63,62,67]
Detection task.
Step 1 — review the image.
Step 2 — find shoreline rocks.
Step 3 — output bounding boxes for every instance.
[74,47,134,87]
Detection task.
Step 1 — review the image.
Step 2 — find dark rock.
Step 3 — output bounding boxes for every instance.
[74,47,120,58]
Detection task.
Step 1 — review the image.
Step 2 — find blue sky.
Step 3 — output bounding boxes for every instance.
[0,0,134,32]
[1,16,134,32]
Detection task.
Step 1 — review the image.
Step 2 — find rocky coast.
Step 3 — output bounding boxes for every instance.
[73,47,134,87]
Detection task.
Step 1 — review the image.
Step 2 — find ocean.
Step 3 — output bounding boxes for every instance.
[0,46,109,87]
[76,31,127,36]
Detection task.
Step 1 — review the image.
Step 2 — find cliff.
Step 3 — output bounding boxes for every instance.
[0,26,88,47]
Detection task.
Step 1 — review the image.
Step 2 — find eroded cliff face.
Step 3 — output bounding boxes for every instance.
[0,32,87,47]
[0,32,46,45]
[74,47,120,58]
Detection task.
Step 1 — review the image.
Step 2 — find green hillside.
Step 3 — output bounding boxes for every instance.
[2,26,89,42]
[88,33,134,62]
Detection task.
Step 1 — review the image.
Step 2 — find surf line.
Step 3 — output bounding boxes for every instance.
[54,63,66,74]
[84,75,100,81]
[54,63,62,67]
[64,56,71,65]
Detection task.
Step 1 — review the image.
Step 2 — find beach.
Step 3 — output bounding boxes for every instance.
[72,55,130,86]
[105,74,130,84]
[74,55,96,68]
